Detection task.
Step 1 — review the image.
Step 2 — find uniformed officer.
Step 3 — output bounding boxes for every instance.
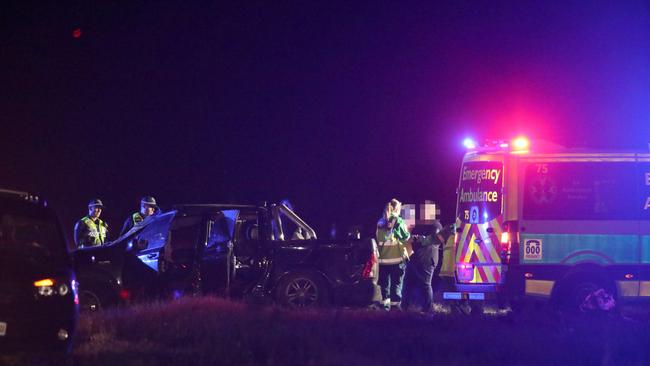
[74,199,108,248]
[119,196,159,236]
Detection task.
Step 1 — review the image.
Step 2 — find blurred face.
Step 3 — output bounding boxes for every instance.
[88,206,102,219]
[141,204,155,217]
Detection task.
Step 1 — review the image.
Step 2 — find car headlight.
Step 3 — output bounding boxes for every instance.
[34,278,73,297]
[58,283,69,296]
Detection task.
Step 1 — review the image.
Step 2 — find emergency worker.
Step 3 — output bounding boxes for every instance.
[402,220,444,312]
[120,196,159,236]
[434,223,457,293]
[74,199,108,248]
[376,198,411,310]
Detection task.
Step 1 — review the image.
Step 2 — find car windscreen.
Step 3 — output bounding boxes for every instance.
[457,160,504,224]
[0,209,67,261]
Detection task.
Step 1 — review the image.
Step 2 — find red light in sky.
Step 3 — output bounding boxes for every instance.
[72,28,82,38]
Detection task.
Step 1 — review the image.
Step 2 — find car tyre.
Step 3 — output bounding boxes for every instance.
[79,284,115,312]
[275,272,329,308]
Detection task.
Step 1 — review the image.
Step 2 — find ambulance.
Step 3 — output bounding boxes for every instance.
[448,137,650,310]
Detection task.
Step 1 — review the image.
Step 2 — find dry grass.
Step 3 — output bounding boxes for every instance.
[73,297,650,366]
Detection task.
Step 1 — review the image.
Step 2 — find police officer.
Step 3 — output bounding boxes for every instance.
[74,199,108,248]
[120,196,159,236]
[376,198,411,310]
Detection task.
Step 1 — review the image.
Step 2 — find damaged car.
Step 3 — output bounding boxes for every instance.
[74,203,379,310]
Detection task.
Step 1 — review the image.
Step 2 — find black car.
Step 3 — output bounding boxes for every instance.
[74,203,379,309]
[0,189,78,364]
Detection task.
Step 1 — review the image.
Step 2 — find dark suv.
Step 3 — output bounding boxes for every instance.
[74,203,379,309]
[0,189,78,364]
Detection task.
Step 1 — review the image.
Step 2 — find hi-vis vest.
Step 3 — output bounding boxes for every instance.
[131,212,144,226]
[81,216,108,247]
[440,234,456,277]
[376,215,410,265]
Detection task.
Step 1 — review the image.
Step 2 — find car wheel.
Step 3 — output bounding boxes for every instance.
[276,272,329,308]
[79,285,114,312]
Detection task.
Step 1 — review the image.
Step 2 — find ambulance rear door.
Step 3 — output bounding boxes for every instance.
[455,155,506,288]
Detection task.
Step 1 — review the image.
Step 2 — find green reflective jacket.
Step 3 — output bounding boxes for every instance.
[376,215,410,265]
[75,216,108,248]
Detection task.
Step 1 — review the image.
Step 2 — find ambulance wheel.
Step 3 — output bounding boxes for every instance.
[571,281,601,309]
[276,272,330,308]
[557,275,615,313]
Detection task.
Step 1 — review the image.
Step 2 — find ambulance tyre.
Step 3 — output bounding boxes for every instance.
[555,273,614,313]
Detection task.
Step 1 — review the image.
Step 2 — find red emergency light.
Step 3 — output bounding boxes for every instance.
[462,136,531,154]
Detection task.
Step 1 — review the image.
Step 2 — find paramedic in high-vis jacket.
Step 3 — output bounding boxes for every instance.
[434,223,457,294]
[376,199,411,310]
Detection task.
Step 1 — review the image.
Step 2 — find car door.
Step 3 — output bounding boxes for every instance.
[133,211,176,272]
[202,210,239,293]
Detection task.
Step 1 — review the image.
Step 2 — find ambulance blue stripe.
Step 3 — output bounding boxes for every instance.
[520,233,639,264]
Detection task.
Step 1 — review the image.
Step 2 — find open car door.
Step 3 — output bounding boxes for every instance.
[132,211,177,272]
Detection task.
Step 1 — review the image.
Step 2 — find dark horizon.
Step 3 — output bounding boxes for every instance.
[2,1,650,242]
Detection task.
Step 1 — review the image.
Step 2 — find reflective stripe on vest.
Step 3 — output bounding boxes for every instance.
[377,236,407,265]
[81,216,107,245]
[376,221,407,264]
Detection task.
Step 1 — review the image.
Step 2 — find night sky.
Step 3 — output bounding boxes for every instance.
[2,1,650,241]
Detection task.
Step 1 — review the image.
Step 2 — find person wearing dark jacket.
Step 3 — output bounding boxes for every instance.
[402,220,444,312]
[119,196,159,236]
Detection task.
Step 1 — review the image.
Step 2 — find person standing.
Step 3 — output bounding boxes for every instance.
[433,223,457,294]
[376,198,411,310]
[402,220,444,312]
[120,196,159,236]
[74,199,108,248]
